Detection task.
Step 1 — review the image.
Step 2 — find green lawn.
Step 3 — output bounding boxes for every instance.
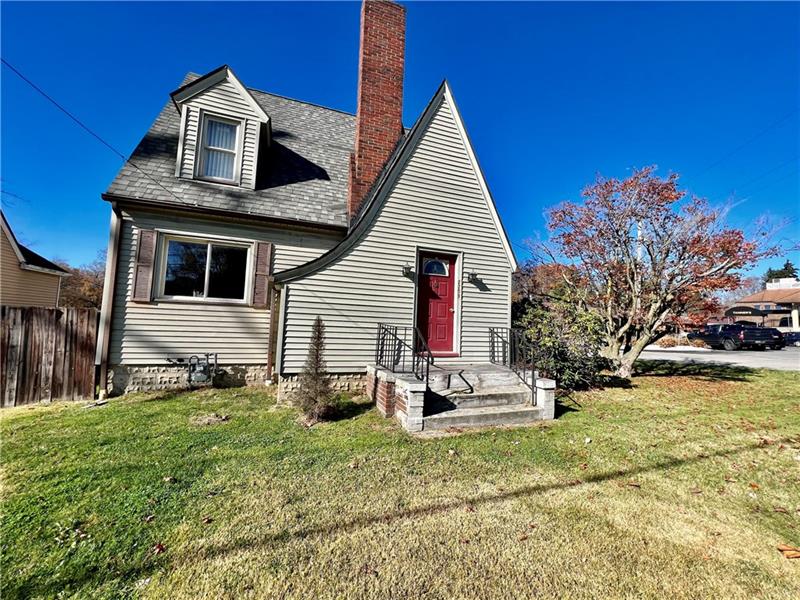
[2,362,799,599]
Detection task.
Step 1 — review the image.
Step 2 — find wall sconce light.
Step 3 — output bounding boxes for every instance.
[402,262,413,278]
[467,270,480,284]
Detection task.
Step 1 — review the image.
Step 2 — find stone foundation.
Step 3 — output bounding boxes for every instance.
[277,372,366,403]
[108,364,272,396]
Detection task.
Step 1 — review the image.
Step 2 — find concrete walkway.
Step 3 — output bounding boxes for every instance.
[640,345,800,372]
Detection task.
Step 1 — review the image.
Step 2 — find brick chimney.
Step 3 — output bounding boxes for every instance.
[348,0,406,221]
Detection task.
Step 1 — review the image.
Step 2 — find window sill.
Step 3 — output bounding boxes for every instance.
[150,297,261,309]
[180,176,242,188]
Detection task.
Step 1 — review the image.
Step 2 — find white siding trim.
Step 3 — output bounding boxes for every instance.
[174,105,188,177]
[443,83,518,272]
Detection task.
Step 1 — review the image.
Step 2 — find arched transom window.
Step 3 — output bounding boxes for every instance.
[422,258,449,277]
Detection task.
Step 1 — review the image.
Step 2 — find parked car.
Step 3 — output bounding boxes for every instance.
[783,331,800,347]
[690,324,783,350]
[763,328,785,349]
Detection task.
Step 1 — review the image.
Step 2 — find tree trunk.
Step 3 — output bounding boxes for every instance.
[614,335,653,378]
[601,339,621,366]
[616,360,634,379]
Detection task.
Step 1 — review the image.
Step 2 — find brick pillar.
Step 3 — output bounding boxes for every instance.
[348,0,406,220]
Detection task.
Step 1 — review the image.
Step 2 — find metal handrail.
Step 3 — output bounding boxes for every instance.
[489,327,537,405]
[413,326,433,383]
[375,323,434,383]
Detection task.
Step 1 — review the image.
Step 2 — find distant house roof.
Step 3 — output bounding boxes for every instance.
[1,212,69,276]
[104,73,356,229]
[737,289,800,305]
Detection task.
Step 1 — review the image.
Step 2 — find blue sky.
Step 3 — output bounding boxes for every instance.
[2,1,798,273]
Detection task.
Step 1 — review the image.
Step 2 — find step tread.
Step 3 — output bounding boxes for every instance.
[425,404,542,419]
[423,404,545,430]
[448,385,531,398]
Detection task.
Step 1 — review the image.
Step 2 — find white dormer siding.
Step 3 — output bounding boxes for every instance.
[174,70,269,190]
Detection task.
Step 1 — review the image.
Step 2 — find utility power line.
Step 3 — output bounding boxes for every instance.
[690,109,798,181]
[730,157,798,193]
[1,58,192,207]
[741,167,799,197]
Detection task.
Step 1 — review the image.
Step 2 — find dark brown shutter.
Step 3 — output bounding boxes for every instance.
[132,229,156,302]
[252,241,273,309]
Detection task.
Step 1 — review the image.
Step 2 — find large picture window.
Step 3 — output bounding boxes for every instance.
[161,236,249,301]
[199,115,240,182]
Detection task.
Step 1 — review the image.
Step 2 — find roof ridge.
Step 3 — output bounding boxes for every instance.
[246,86,356,118]
[180,70,355,118]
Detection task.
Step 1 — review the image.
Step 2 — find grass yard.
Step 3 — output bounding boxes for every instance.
[1,362,799,599]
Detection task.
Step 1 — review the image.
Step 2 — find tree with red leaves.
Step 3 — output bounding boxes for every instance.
[541,166,775,378]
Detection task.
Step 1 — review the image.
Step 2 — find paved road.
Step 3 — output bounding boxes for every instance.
[640,345,800,372]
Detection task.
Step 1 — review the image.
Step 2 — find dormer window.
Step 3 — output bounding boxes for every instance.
[198,114,240,183]
[171,66,270,190]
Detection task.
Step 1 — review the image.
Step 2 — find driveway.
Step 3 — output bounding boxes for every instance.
[640,345,800,372]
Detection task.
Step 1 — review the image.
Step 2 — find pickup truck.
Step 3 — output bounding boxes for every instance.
[688,324,783,351]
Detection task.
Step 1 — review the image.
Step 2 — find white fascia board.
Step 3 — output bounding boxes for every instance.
[172,66,270,124]
[443,82,518,272]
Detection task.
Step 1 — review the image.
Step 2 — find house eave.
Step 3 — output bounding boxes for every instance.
[101,193,349,234]
[20,264,70,277]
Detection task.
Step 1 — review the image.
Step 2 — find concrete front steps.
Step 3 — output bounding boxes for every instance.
[367,362,555,433]
[424,403,546,430]
[427,363,527,394]
[422,363,546,431]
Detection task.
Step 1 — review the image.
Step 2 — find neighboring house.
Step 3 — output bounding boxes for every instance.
[96,0,547,431]
[0,212,69,307]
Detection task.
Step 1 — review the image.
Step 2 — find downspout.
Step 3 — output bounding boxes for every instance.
[266,281,279,382]
[273,283,288,386]
[95,204,122,398]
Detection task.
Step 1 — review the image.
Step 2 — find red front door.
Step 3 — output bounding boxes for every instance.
[417,252,456,354]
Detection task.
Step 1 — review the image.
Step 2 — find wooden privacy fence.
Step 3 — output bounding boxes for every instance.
[1,306,99,407]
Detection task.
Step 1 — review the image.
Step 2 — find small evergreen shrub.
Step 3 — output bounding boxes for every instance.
[296,316,338,422]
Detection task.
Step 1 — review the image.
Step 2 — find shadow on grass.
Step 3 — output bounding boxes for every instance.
[635,359,756,382]
[596,375,635,390]
[329,397,374,421]
[200,436,786,560]
[554,391,581,418]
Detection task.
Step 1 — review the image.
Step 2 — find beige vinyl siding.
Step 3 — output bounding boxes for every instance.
[281,95,512,373]
[0,230,62,307]
[109,209,341,365]
[178,79,264,189]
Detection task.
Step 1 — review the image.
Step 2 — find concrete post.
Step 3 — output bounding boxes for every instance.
[536,377,556,420]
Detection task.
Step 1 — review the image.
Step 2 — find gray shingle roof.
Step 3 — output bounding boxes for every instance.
[105,74,354,228]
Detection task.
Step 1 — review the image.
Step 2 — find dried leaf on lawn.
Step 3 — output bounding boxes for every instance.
[777,544,800,559]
